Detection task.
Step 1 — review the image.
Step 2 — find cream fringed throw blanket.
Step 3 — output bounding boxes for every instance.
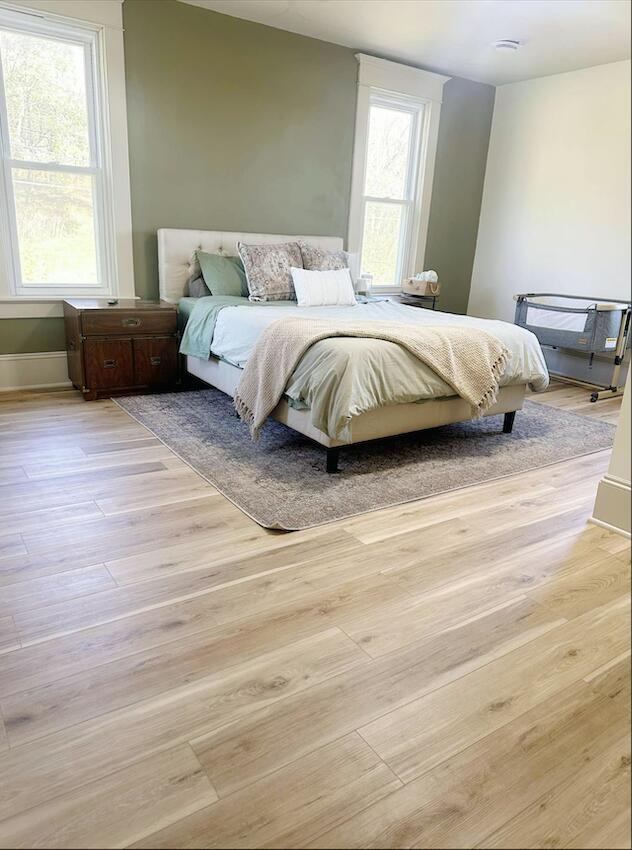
[234,317,510,439]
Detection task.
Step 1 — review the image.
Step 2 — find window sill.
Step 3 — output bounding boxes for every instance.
[367,287,402,295]
[0,295,138,319]
[0,298,65,320]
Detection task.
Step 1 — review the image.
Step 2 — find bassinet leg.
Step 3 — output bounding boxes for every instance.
[326,447,340,473]
[503,411,517,434]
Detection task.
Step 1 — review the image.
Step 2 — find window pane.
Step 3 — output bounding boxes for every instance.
[361,201,405,287]
[13,168,98,285]
[364,105,412,199]
[0,29,91,166]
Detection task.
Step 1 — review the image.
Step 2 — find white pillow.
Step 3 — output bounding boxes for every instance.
[290,267,356,307]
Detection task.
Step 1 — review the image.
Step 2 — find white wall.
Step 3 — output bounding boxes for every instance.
[468,60,631,322]
[592,373,631,536]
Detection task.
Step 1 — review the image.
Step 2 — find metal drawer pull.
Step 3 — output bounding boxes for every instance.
[150,356,162,366]
[103,359,117,368]
[122,317,141,327]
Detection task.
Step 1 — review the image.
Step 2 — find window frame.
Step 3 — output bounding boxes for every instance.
[348,54,449,293]
[0,0,133,313]
[360,92,424,290]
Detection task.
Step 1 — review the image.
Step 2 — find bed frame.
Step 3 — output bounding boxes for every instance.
[158,228,526,471]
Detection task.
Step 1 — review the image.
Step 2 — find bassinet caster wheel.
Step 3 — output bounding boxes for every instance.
[590,392,599,403]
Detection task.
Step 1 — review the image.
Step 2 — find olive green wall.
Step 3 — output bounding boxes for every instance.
[123,0,495,307]
[123,0,358,301]
[0,317,65,355]
[425,77,495,314]
[1,0,495,355]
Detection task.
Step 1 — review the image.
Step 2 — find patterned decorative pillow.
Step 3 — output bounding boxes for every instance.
[237,241,303,301]
[298,241,348,272]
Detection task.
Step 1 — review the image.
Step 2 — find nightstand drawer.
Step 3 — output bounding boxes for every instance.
[84,339,134,389]
[82,310,177,337]
[133,337,178,386]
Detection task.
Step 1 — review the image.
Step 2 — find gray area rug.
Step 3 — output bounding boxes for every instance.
[115,390,615,530]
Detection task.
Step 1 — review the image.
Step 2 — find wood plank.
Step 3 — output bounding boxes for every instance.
[0,746,217,849]
[21,444,176,479]
[0,466,26,485]
[0,501,105,537]
[386,520,612,599]
[333,515,609,661]
[13,529,366,644]
[18,496,231,576]
[105,525,355,586]
[307,681,630,849]
[0,534,26,559]
[190,597,566,797]
[0,616,18,654]
[468,481,599,537]
[0,462,170,520]
[0,628,368,816]
[358,597,630,784]
[598,529,632,555]
[0,565,115,617]
[479,735,631,849]
[343,475,555,544]
[564,809,632,850]
[132,734,401,849]
[0,420,145,445]
[94,470,216,515]
[0,447,84,468]
[0,570,396,699]
[345,451,609,544]
[525,548,630,620]
[0,575,398,741]
[81,437,160,455]
[0,428,127,448]
[585,652,631,714]
[341,536,620,659]
[0,550,105,589]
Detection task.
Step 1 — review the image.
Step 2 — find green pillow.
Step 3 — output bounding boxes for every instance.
[197,251,248,297]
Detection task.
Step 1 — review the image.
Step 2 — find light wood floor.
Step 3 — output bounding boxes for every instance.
[0,382,629,849]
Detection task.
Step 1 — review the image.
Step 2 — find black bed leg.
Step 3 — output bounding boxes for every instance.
[503,411,517,434]
[326,447,340,473]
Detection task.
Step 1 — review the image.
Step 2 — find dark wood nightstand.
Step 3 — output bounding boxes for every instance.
[63,298,179,400]
[394,293,439,310]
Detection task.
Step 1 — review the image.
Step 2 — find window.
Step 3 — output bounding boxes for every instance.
[0,6,120,299]
[348,55,449,291]
[360,96,423,288]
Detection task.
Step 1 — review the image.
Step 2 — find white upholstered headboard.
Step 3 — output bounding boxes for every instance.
[157,228,344,302]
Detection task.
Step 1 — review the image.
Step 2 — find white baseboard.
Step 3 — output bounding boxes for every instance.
[0,351,71,391]
[588,515,632,539]
[591,474,632,538]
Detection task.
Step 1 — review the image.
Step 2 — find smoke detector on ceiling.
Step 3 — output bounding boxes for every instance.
[493,39,521,52]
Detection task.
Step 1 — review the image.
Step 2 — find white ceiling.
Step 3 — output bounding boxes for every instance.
[179,0,631,86]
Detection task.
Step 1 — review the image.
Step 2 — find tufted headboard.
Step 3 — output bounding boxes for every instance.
[157,228,344,302]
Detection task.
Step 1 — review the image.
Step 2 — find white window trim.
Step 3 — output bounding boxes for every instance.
[348,54,450,293]
[0,0,133,318]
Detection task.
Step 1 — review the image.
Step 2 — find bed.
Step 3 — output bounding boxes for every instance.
[158,228,549,471]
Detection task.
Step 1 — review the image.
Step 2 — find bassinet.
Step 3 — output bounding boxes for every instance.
[514,293,631,401]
